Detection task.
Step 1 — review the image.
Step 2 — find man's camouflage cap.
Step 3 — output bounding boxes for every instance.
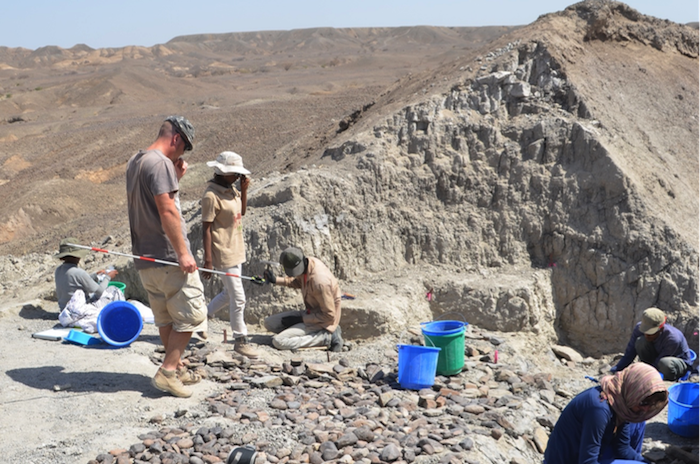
[165,115,195,151]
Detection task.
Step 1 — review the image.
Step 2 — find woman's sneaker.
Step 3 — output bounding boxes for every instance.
[234,337,261,359]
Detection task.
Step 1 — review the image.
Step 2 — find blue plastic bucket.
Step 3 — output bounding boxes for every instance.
[421,320,466,337]
[397,344,440,390]
[97,301,143,347]
[667,383,699,437]
[679,349,697,381]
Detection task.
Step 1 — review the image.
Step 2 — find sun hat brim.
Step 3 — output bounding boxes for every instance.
[206,160,251,176]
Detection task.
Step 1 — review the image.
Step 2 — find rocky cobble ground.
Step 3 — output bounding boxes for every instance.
[85,325,699,464]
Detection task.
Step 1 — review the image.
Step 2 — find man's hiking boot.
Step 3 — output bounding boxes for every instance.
[234,337,261,359]
[177,366,202,385]
[152,367,192,398]
[329,326,343,352]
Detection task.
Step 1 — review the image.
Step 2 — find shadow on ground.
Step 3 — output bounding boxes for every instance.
[645,421,698,448]
[60,333,164,348]
[134,333,162,345]
[19,304,58,320]
[5,366,161,397]
[249,334,274,346]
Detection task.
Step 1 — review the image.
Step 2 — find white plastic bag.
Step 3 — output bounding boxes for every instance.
[127,299,155,324]
[58,287,125,333]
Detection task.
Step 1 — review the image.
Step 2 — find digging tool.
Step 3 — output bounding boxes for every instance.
[259,259,357,298]
[66,243,266,284]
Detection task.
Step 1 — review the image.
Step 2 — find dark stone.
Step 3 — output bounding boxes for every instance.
[337,432,358,447]
[458,437,474,450]
[320,441,339,461]
[381,443,402,462]
[354,426,376,442]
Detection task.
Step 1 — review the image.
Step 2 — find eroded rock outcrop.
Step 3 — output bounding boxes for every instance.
[216,1,699,357]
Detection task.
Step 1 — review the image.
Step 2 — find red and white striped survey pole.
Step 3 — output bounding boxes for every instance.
[66,243,265,283]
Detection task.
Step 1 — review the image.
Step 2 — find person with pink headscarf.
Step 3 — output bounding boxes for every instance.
[544,362,668,464]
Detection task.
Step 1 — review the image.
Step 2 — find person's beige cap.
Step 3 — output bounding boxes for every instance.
[640,307,666,334]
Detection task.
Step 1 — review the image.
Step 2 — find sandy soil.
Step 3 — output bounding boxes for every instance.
[0,300,216,464]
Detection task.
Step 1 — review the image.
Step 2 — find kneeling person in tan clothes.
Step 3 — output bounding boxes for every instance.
[263,247,344,352]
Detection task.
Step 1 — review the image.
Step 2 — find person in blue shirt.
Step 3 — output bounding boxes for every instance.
[611,307,693,381]
[544,362,668,464]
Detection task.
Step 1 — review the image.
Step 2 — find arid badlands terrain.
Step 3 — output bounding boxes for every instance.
[0,1,698,464]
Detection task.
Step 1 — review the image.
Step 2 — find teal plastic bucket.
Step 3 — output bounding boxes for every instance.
[421,320,467,376]
[97,301,143,347]
[107,281,126,292]
[667,383,699,437]
[397,344,440,390]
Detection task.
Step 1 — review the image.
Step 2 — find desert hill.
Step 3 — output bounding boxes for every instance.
[0,25,517,254]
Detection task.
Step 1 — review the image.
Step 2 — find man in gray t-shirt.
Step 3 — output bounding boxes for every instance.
[127,145,189,270]
[126,116,207,398]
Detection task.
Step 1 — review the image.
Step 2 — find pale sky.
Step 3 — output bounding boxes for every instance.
[2,0,697,50]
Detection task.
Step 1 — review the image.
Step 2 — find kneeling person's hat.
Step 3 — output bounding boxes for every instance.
[55,237,89,259]
[640,307,666,334]
[207,151,251,176]
[279,247,305,277]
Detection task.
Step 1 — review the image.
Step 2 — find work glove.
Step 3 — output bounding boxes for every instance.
[249,276,265,286]
[263,269,276,284]
[281,315,303,328]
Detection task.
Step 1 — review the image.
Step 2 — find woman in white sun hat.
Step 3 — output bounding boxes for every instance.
[200,151,260,359]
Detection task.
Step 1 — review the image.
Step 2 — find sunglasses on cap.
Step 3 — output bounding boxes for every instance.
[165,116,194,151]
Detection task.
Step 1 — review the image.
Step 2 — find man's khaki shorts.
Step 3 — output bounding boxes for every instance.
[138,266,207,333]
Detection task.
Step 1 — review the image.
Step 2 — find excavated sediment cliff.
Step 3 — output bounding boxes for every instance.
[190,1,698,357]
